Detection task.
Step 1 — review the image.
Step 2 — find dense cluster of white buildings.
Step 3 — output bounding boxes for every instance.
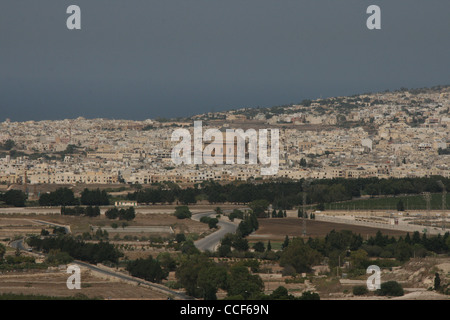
[1,86,449,186]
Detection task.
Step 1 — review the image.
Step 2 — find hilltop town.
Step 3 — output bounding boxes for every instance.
[0,85,449,301]
[1,85,449,188]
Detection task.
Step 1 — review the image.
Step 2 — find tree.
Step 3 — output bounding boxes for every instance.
[175,233,186,243]
[252,241,265,253]
[299,291,320,300]
[39,188,77,207]
[270,286,291,300]
[0,243,5,260]
[267,240,272,252]
[174,206,192,219]
[280,238,322,273]
[3,190,27,207]
[208,218,219,229]
[46,249,73,265]
[377,281,404,296]
[105,207,119,219]
[27,236,123,264]
[229,209,244,221]
[397,200,405,211]
[353,285,368,296]
[237,211,259,237]
[269,286,299,300]
[197,265,228,300]
[200,216,219,229]
[126,256,167,283]
[349,249,369,270]
[412,231,421,244]
[176,254,218,297]
[434,273,441,291]
[300,158,307,167]
[277,210,284,218]
[226,265,264,299]
[405,232,411,244]
[157,252,177,272]
[232,238,249,252]
[248,199,269,218]
[178,188,197,205]
[218,244,231,257]
[119,207,135,221]
[395,240,412,262]
[180,240,200,255]
[281,235,290,250]
[80,188,109,206]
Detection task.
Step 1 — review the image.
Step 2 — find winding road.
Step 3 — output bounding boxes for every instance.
[10,238,26,251]
[192,210,240,252]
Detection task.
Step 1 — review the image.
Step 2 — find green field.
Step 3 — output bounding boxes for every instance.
[325,193,450,211]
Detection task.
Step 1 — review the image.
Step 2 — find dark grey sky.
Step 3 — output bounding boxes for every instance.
[1,1,449,121]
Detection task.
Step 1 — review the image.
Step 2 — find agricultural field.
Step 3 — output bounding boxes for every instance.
[249,218,410,242]
[0,218,45,239]
[325,193,450,211]
[0,268,168,300]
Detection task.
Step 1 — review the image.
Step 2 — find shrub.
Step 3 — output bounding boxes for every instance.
[299,291,320,300]
[352,285,369,296]
[174,206,191,219]
[377,281,404,296]
[175,233,186,243]
[105,208,119,219]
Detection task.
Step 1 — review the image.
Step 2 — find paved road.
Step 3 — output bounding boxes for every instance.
[73,260,192,300]
[10,238,26,250]
[192,210,240,252]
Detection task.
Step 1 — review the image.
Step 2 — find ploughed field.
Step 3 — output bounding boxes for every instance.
[249,218,409,241]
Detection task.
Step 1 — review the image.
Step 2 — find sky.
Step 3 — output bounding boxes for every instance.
[1,1,450,122]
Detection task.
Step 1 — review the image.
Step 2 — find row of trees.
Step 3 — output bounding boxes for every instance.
[105,207,136,221]
[61,205,100,217]
[0,190,27,207]
[26,235,123,264]
[125,177,450,210]
[126,256,167,283]
[39,188,109,207]
[3,176,449,209]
